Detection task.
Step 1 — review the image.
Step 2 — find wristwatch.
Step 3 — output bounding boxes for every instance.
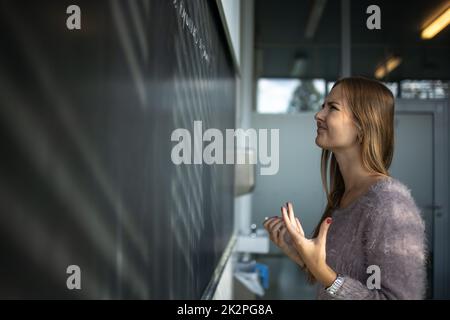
[326,274,344,296]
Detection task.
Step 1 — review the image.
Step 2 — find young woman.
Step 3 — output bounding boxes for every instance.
[264,77,427,299]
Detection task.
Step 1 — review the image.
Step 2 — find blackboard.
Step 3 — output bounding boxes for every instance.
[0,0,235,299]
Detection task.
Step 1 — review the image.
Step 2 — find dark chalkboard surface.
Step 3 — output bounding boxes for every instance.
[0,0,235,299]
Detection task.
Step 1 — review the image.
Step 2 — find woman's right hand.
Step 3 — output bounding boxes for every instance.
[263,214,307,270]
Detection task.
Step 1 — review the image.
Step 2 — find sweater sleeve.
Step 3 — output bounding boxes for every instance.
[321,195,427,300]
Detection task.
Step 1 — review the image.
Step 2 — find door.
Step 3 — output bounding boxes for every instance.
[390,99,449,299]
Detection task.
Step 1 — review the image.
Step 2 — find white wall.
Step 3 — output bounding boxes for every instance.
[248,113,325,299]
[251,113,327,237]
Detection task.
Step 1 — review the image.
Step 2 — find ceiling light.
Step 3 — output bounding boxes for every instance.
[375,56,402,79]
[421,7,450,39]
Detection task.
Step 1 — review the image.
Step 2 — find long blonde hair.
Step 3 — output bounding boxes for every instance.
[308,76,395,282]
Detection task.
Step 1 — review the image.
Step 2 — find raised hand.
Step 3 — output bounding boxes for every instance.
[281,202,337,287]
[263,211,306,270]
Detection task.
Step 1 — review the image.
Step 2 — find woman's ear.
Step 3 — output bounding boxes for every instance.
[357,131,363,144]
[353,121,363,144]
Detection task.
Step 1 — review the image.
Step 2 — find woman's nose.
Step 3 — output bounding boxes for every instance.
[315,107,327,121]
[314,110,323,121]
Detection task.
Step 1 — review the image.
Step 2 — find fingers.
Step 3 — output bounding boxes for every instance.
[271,221,284,244]
[318,217,332,244]
[277,227,288,245]
[263,216,279,231]
[265,219,284,244]
[263,216,279,226]
[287,202,296,226]
[265,202,305,245]
[282,205,306,247]
[295,217,305,237]
[264,217,280,230]
[285,202,305,236]
[281,206,296,234]
[271,220,284,234]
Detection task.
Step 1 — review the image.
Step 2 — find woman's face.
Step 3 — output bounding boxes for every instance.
[314,84,360,151]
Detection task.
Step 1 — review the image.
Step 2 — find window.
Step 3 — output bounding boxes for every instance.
[327,81,398,96]
[257,79,449,114]
[400,80,449,99]
[257,79,326,113]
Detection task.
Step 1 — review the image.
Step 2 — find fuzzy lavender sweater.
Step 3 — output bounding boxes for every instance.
[317,177,427,300]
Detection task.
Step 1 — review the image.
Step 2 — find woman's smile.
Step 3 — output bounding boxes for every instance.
[317,125,327,134]
[316,122,328,134]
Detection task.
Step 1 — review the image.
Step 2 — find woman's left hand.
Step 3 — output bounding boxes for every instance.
[281,202,337,287]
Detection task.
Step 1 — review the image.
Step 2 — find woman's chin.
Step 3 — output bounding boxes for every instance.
[315,136,330,149]
[315,136,323,146]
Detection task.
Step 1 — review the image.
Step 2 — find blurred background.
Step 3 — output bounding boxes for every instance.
[0,0,449,299]
[246,0,450,300]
